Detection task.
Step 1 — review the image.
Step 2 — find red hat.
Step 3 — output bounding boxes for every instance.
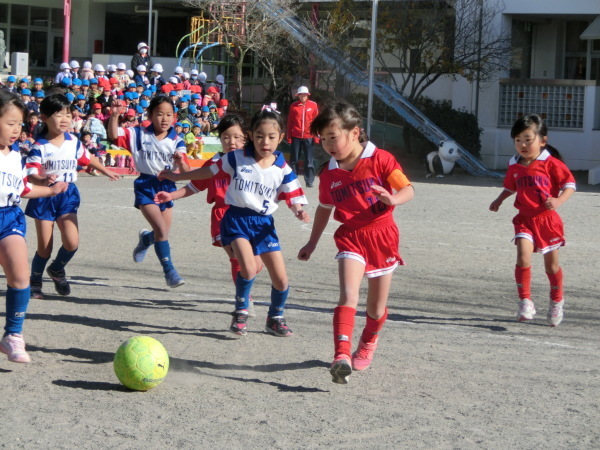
[207,86,218,94]
[93,103,102,110]
[191,85,201,93]
[141,120,151,128]
[161,84,173,93]
[174,83,183,91]
[219,99,228,106]
[126,108,136,116]
[109,77,118,85]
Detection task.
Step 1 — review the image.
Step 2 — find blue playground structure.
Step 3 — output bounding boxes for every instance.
[257,1,501,178]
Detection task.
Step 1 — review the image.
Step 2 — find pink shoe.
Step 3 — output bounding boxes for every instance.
[352,338,378,371]
[0,333,31,363]
[330,354,352,384]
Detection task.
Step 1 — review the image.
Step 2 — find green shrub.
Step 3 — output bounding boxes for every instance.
[346,92,482,159]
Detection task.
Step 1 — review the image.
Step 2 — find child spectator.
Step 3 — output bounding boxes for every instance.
[82,106,107,144]
[80,61,94,80]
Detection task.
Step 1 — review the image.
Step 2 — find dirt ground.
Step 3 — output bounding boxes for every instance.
[1,164,599,449]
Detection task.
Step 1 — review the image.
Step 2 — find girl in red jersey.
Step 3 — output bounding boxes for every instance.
[490,114,575,327]
[154,114,263,314]
[298,100,414,384]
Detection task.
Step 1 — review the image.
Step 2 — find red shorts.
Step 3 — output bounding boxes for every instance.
[334,220,404,278]
[512,211,565,254]
[211,206,228,247]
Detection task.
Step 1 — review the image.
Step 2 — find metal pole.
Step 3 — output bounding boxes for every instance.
[62,0,71,63]
[366,0,378,138]
[148,0,153,56]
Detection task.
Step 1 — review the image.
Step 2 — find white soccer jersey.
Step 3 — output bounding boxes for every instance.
[26,132,90,184]
[117,124,186,175]
[211,148,307,215]
[0,145,32,207]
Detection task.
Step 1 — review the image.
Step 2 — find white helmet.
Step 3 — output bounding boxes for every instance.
[182,72,189,79]
[199,72,207,82]
[60,62,70,70]
[107,64,116,72]
[216,74,225,84]
[70,60,80,69]
[137,42,149,51]
[151,63,163,73]
[169,76,178,84]
[126,70,134,78]
[190,69,199,75]
[136,65,147,72]
[296,85,310,95]
[83,61,92,69]
[174,66,183,74]
[117,62,127,70]
[94,64,105,72]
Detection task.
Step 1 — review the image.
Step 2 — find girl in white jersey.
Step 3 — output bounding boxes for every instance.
[159,107,309,336]
[0,91,68,363]
[108,96,190,288]
[26,94,120,299]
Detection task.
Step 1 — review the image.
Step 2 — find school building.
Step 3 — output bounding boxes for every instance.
[1,0,599,173]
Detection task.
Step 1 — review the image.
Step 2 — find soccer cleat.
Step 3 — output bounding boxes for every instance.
[351,338,379,371]
[0,333,31,363]
[133,229,151,263]
[265,316,293,337]
[30,280,44,299]
[330,354,352,384]
[517,299,536,322]
[230,310,249,335]
[165,269,185,288]
[46,267,71,296]
[547,299,564,327]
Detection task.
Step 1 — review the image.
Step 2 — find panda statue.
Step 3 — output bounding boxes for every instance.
[425,140,461,178]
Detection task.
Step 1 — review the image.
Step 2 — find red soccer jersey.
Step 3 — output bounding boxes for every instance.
[503,150,576,217]
[187,153,230,207]
[318,142,411,229]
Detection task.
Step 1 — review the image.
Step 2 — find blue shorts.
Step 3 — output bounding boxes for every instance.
[25,183,80,221]
[0,206,26,240]
[220,206,280,255]
[134,174,176,211]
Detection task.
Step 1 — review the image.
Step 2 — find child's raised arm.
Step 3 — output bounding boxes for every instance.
[158,165,213,182]
[23,181,69,199]
[107,100,123,142]
[154,185,195,204]
[371,184,414,206]
[298,205,332,261]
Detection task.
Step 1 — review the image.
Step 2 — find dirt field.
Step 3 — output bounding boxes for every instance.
[1,167,599,449]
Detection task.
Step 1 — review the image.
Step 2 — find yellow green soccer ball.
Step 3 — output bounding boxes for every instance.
[113,336,169,391]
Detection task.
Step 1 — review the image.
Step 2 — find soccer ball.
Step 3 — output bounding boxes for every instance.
[113,336,169,391]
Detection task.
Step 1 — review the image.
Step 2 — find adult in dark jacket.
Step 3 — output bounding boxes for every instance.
[131,42,153,79]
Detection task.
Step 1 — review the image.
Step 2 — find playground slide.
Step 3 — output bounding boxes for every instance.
[257,0,501,178]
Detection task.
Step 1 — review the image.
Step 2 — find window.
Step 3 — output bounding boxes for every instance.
[10,29,27,54]
[30,31,46,68]
[11,5,28,26]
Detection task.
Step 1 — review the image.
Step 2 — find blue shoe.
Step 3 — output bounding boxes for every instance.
[165,269,185,288]
[133,229,151,263]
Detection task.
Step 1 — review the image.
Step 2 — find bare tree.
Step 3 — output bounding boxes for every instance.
[376,0,512,103]
[182,0,300,107]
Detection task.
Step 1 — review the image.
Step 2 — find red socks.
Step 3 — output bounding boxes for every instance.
[333,306,356,358]
[229,258,241,284]
[547,268,563,302]
[360,308,388,344]
[515,265,531,300]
